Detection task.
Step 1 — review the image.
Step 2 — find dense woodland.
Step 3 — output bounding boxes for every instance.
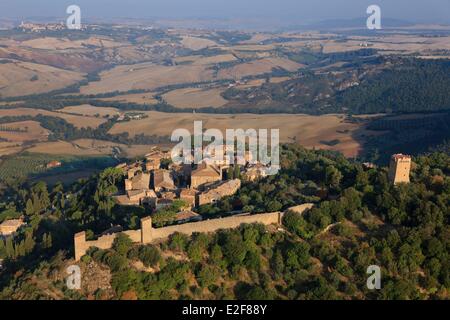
[0,145,448,300]
[335,59,450,114]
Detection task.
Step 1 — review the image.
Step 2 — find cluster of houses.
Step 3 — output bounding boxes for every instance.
[113,147,271,222]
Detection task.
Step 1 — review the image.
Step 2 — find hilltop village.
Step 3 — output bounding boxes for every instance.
[113,147,272,224]
[0,151,412,242]
[73,151,413,260]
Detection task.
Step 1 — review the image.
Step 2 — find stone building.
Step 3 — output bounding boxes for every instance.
[243,164,269,181]
[198,179,241,206]
[175,210,202,224]
[389,154,412,185]
[153,169,175,192]
[155,198,174,210]
[0,218,25,237]
[146,158,160,171]
[145,149,171,162]
[179,188,198,208]
[190,162,222,189]
[125,172,150,191]
[126,164,144,179]
[116,170,154,206]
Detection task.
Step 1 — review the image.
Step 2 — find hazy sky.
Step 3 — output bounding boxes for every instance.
[1,0,449,24]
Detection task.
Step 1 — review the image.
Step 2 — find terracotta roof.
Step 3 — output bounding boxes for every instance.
[127,189,146,197]
[180,188,198,197]
[153,170,175,189]
[200,179,241,198]
[130,172,150,190]
[176,210,200,221]
[192,163,221,177]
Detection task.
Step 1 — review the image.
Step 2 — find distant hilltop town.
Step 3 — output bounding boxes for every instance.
[18,21,88,32]
[19,22,66,32]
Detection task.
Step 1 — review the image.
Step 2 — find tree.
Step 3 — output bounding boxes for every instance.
[0,239,5,258]
[286,242,311,270]
[42,233,52,249]
[227,167,234,180]
[138,245,161,267]
[355,168,369,190]
[244,249,261,271]
[283,210,315,239]
[107,253,129,272]
[28,181,50,214]
[196,265,219,288]
[242,285,272,300]
[267,200,282,212]
[187,241,203,263]
[25,199,34,216]
[210,244,225,267]
[272,249,285,277]
[234,165,241,179]
[5,237,14,259]
[24,231,35,254]
[169,232,189,251]
[223,232,247,266]
[112,234,133,256]
[325,165,343,190]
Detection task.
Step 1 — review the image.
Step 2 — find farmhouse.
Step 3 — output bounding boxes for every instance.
[0,218,25,237]
[46,160,62,169]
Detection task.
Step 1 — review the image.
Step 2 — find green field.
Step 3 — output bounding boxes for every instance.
[0,152,117,183]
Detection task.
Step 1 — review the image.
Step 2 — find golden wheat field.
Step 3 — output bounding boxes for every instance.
[180,36,219,50]
[79,62,215,94]
[27,138,161,158]
[0,120,49,143]
[98,93,158,105]
[108,111,378,157]
[162,87,228,109]
[0,60,85,98]
[0,108,107,128]
[79,57,303,95]
[216,58,303,79]
[57,104,120,118]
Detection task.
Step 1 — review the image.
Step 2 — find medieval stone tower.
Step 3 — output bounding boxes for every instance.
[388,154,411,185]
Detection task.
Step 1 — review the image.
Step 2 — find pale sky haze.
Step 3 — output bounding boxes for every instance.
[0,0,449,24]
